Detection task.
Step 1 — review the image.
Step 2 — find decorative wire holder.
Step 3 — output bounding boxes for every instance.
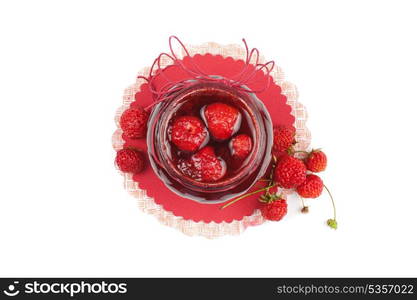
[137,36,275,111]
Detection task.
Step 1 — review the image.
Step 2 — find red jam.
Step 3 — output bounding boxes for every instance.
[168,93,256,183]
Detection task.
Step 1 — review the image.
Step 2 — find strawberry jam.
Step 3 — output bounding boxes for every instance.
[147,80,273,203]
[168,92,255,182]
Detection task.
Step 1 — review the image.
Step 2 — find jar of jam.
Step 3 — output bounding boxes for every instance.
[147,79,273,203]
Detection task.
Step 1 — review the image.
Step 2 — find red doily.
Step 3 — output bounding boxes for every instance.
[122,54,294,223]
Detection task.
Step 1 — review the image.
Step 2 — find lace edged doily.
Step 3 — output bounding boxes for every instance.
[112,42,311,238]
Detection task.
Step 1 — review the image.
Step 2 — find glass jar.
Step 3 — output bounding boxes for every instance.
[147,79,273,204]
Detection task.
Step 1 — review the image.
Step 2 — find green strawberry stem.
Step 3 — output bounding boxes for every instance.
[300,195,306,208]
[324,184,337,229]
[220,183,278,210]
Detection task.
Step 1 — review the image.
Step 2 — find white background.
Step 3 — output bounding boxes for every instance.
[1,0,416,277]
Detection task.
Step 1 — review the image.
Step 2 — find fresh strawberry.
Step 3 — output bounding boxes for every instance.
[170,116,208,152]
[305,150,327,172]
[272,125,296,154]
[260,198,288,221]
[115,148,145,174]
[178,146,226,182]
[202,102,241,140]
[120,107,149,139]
[296,174,323,198]
[274,155,306,188]
[229,134,252,160]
